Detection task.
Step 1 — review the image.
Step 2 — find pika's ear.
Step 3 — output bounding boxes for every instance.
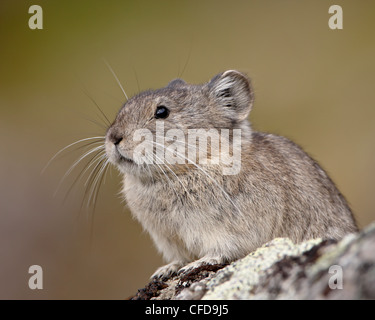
[167,78,186,88]
[208,70,254,121]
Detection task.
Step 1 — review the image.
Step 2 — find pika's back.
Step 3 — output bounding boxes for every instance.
[240,131,357,241]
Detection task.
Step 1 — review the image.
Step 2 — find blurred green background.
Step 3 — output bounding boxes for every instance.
[0,0,374,299]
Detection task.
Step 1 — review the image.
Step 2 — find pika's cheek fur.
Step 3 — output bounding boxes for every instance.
[105,141,116,164]
[106,70,358,280]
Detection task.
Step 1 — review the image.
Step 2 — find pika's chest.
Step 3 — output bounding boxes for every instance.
[124,176,183,220]
[122,175,210,229]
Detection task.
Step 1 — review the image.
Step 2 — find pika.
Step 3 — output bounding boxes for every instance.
[105,70,358,279]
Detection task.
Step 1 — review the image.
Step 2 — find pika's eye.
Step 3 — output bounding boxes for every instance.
[155,106,170,119]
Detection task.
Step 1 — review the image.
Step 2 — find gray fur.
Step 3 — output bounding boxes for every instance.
[105,70,358,279]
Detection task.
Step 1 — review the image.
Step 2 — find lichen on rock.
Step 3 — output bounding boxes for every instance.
[131,222,375,300]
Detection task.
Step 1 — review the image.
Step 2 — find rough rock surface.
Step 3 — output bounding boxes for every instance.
[131,222,375,300]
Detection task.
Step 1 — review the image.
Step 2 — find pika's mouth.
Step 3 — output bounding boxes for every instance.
[117,152,134,164]
[106,141,135,167]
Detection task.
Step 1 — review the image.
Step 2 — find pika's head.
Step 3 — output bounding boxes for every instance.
[105,70,254,175]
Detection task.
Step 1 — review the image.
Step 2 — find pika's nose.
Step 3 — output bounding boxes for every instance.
[108,130,123,145]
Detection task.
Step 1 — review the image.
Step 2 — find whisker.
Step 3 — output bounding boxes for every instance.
[81,154,107,210]
[84,154,107,188]
[178,42,193,78]
[78,149,110,251]
[147,140,190,199]
[82,89,112,127]
[103,58,129,101]
[88,158,110,207]
[140,154,162,213]
[160,156,191,205]
[146,141,200,210]
[91,159,110,210]
[49,140,105,165]
[42,136,105,174]
[83,117,109,131]
[54,145,105,197]
[68,145,105,181]
[101,159,111,191]
[142,154,156,184]
[63,149,106,203]
[152,141,242,215]
[84,157,110,252]
[150,150,180,199]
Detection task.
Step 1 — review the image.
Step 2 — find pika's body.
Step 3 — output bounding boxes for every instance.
[105,70,357,278]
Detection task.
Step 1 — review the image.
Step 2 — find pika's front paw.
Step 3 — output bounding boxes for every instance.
[151,261,185,280]
[178,256,226,275]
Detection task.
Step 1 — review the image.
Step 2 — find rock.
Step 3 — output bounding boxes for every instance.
[130,222,375,300]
